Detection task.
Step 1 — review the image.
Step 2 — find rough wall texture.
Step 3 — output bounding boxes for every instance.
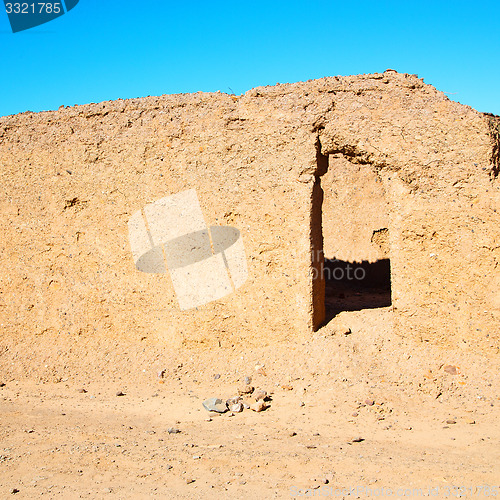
[322,155,390,263]
[0,90,323,350]
[1,71,499,357]
[316,72,500,352]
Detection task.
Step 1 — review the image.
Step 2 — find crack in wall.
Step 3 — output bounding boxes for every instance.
[485,113,500,179]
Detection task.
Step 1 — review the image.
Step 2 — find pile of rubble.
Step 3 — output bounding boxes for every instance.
[202,383,269,415]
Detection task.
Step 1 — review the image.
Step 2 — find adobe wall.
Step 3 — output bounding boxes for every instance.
[1,72,499,357]
[317,73,500,353]
[0,89,326,350]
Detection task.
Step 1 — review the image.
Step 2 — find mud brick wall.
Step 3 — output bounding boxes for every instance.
[317,73,500,352]
[0,88,324,350]
[1,72,499,357]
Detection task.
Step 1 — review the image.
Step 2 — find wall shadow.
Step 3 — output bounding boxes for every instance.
[323,258,392,324]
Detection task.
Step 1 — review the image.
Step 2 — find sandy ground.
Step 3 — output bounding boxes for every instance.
[1,307,499,499]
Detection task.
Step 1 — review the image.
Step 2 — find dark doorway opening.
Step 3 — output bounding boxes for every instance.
[313,151,393,329]
[323,258,392,324]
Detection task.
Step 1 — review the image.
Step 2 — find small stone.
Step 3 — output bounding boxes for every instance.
[116,391,125,397]
[289,431,297,437]
[446,419,456,425]
[0,382,6,388]
[444,365,458,375]
[213,374,220,380]
[365,399,374,406]
[226,396,242,406]
[352,412,359,417]
[351,437,364,443]
[237,385,254,396]
[254,390,267,401]
[10,488,20,494]
[312,478,329,485]
[330,322,351,336]
[202,397,227,413]
[250,401,267,412]
[157,370,165,379]
[280,384,293,391]
[193,455,201,459]
[167,428,181,434]
[185,478,195,484]
[205,417,212,422]
[465,418,476,424]
[77,388,87,393]
[244,376,252,385]
[229,402,244,413]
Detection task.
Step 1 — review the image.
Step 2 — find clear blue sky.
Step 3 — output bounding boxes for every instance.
[1,0,499,118]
